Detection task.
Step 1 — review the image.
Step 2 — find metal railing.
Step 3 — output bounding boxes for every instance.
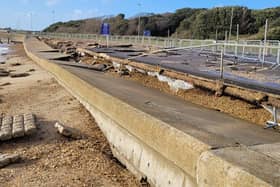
[33,32,280,67]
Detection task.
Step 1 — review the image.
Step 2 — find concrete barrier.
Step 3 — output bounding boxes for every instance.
[23,37,280,187]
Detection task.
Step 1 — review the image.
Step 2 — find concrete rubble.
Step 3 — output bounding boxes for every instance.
[0,69,9,76]
[54,122,82,139]
[10,72,30,78]
[0,114,37,141]
[0,153,20,168]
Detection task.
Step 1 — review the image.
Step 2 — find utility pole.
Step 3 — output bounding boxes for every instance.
[229,7,234,40]
[137,3,141,41]
[264,19,268,44]
[52,10,55,23]
[30,12,33,31]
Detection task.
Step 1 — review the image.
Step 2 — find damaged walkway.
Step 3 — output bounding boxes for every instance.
[25,37,280,187]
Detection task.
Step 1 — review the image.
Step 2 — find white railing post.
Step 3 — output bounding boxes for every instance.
[242,41,246,57]
[235,41,238,57]
[277,42,280,65]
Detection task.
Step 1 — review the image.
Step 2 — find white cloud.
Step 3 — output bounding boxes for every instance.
[45,0,60,6]
[71,8,101,20]
[72,9,83,20]
[20,0,31,4]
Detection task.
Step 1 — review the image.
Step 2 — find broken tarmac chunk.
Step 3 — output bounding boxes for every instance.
[54,122,82,139]
[0,153,20,168]
[92,64,107,71]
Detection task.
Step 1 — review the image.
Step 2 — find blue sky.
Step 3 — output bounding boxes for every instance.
[0,0,279,30]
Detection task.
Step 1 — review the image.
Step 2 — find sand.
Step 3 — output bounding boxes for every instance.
[0,44,143,187]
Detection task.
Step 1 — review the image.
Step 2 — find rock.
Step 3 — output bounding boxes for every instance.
[0,70,9,77]
[10,73,30,78]
[54,122,82,139]
[27,69,36,72]
[12,115,24,138]
[118,69,130,76]
[10,63,21,66]
[0,153,20,168]
[92,64,107,71]
[0,82,11,86]
[23,113,37,135]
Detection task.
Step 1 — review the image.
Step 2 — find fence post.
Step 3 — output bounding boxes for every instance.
[262,41,266,65]
[277,42,280,65]
[235,41,238,57]
[258,41,262,61]
[220,45,224,80]
[242,41,246,57]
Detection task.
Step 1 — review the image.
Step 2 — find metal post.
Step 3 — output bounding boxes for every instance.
[258,41,262,61]
[265,106,280,129]
[137,3,141,41]
[167,29,170,48]
[263,19,268,65]
[220,46,224,80]
[242,41,246,57]
[106,35,109,48]
[277,42,280,65]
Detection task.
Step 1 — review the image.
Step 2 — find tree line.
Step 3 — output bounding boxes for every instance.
[44,6,280,40]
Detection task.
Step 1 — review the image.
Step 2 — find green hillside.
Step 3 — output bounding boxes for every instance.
[44,6,280,40]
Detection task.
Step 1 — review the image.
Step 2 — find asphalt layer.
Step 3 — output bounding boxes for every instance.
[56,61,280,148]
[89,47,280,95]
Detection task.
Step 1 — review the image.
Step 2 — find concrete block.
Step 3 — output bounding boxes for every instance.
[23,113,37,135]
[0,153,20,168]
[0,116,13,141]
[12,115,24,138]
